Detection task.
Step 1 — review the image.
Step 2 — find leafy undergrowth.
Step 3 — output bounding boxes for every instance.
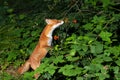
[0,0,120,80]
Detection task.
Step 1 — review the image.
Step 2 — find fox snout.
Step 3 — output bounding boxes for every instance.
[60,20,64,25]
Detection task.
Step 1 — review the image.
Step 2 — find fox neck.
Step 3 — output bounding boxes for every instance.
[46,23,62,46]
[47,26,57,37]
[46,25,58,46]
[47,21,63,37]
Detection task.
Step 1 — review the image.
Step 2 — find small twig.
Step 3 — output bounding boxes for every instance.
[75,3,82,13]
[96,11,104,15]
[103,17,114,29]
[62,0,79,18]
[109,6,120,12]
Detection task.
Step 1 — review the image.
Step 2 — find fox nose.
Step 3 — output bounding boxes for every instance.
[61,20,64,24]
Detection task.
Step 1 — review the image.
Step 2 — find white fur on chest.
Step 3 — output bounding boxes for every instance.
[47,21,64,46]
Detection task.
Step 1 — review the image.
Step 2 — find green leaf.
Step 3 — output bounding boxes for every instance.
[115,73,120,79]
[19,14,26,20]
[59,65,74,73]
[42,73,52,79]
[113,14,120,22]
[101,0,111,7]
[59,65,82,76]
[96,25,102,30]
[83,23,93,30]
[85,64,102,72]
[90,45,96,53]
[70,49,76,56]
[44,64,57,75]
[94,25,102,33]
[23,72,34,79]
[90,42,103,54]
[7,9,14,13]
[99,31,112,42]
[36,63,48,73]
[7,52,17,61]
[66,34,76,41]
[77,77,83,80]
[112,66,119,74]
[81,44,88,52]
[92,16,105,24]
[31,31,38,36]
[115,60,120,66]
[92,57,103,64]
[66,56,79,61]
[54,55,64,64]
[104,46,120,57]
[96,43,103,53]
[103,57,112,62]
[95,73,109,80]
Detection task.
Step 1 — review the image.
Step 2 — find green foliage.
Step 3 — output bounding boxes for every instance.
[99,31,112,43]
[0,0,120,80]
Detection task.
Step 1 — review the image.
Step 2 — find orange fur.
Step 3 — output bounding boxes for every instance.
[17,19,64,79]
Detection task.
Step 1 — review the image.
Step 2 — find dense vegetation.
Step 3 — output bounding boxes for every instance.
[0,0,120,80]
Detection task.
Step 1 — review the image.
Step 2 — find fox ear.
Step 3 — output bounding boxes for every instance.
[45,19,50,24]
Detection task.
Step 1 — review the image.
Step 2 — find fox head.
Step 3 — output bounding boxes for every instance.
[45,19,64,28]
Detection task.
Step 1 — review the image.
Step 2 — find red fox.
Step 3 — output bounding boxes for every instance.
[17,19,64,79]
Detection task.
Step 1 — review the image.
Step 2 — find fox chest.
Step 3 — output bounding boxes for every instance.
[46,27,55,46]
[47,36,52,46]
